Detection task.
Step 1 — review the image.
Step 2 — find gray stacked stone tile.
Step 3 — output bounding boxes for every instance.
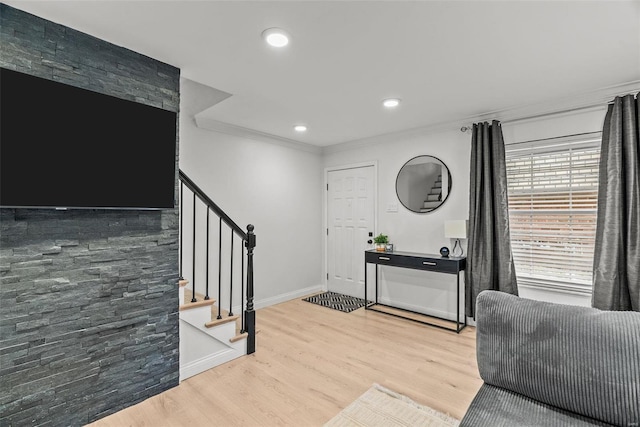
[0,4,181,425]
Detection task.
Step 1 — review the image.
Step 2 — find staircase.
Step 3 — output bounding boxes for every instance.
[178,170,256,381]
[178,284,249,380]
[420,174,443,212]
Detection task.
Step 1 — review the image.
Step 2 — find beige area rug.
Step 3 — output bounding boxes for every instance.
[324,383,460,427]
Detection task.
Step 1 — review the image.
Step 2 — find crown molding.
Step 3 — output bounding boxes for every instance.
[194,116,322,154]
[466,80,640,127]
[322,80,640,155]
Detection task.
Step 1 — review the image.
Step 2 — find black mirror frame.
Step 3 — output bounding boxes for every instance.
[395,155,453,214]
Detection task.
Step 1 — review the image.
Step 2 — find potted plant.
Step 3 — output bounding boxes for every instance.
[373,233,389,252]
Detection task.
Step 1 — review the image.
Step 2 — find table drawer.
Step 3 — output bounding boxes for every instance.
[365,251,462,273]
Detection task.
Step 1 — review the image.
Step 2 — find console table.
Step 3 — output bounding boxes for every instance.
[364,249,467,333]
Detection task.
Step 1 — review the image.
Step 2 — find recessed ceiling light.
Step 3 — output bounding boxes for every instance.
[383,98,401,108]
[294,125,307,132]
[262,28,290,47]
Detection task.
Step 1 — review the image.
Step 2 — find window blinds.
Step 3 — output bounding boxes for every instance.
[505,133,601,294]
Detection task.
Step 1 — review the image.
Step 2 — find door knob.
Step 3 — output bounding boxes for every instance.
[367,239,373,244]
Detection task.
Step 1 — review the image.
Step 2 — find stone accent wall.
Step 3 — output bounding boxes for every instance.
[0,4,181,425]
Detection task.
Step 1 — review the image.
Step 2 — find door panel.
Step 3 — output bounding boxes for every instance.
[327,166,375,298]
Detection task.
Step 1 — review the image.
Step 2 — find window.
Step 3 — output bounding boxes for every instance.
[505,133,601,294]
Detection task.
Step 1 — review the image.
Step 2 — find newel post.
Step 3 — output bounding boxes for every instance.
[245,224,256,354]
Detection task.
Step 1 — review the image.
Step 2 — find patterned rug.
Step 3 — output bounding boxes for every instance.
[303,291,370,313]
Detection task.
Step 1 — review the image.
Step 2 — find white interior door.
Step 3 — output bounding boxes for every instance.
[327,165,375,298]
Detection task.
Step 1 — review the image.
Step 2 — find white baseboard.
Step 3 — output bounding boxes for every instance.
[253,284,323,310]
[377,297,463,323]
[180,347,243,382]
[376,297,476,328]
[228,285,476,327]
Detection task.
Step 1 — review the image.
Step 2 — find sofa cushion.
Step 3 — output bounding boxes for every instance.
[459,384,614,427]
[474,291,640,426]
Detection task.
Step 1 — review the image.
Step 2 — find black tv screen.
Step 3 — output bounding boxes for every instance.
[1,67,177,209]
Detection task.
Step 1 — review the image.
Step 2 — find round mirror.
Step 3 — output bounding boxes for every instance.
[395,155,452,213]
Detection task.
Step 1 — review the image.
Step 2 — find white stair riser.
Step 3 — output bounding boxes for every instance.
[179,305,247,382]
[180,304,212,325]
[180,306,240,342]
[179,320,247,381]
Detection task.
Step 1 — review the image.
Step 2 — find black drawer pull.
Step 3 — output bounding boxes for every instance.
[378,256,390,261]
[423,261,437,266]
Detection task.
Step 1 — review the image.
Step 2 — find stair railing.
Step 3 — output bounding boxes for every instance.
[178,170,256,354]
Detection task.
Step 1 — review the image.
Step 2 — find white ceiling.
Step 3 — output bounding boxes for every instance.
[4,1,640,147]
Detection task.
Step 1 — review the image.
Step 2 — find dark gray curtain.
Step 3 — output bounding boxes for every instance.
[466,120,518,318]
[592,92,640,311]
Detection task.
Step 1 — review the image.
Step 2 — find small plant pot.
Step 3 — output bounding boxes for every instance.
[375,243,386,252]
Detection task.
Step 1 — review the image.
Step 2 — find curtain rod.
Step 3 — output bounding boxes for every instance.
[459,98,620,133]
[504,131,602,147]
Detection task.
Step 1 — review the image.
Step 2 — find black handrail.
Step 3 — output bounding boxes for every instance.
[178,169,256,355]
[179,170,247,239]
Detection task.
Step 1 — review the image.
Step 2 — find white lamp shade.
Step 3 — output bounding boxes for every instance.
[445,220,467,239]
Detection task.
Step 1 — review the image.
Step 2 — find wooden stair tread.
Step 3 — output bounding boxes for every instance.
[229,332,247,343]
[181,287,258,339]
[179,298,216,311]
[205,315,240,328]
[183,288,238,320]
[229,329,260,343]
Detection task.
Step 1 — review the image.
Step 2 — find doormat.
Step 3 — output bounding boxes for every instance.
[303,291,370,313]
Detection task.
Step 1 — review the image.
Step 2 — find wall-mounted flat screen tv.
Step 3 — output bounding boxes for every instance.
[1,67,177,209]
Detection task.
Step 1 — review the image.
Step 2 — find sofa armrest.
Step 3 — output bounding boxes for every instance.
[475,290,640,426]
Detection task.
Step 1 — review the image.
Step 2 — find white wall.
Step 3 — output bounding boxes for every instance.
[322,106,608,319]
[323,129,471,321]
[180,114,324,308]
[501,106,606,144]
[179,73,608,314]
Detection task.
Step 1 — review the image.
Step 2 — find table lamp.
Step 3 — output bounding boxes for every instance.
[445,220,467,257]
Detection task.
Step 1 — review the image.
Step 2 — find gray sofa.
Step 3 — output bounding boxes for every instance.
[460,290,640,427]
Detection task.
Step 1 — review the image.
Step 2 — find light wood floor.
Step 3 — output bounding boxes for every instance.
[87,294,482,427]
